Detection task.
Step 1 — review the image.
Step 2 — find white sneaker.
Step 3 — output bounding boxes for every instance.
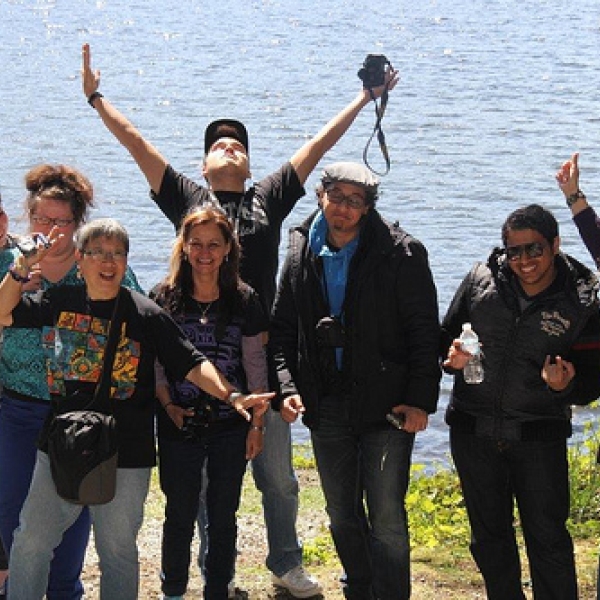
[227,580,236,598]
[271,566,322,598]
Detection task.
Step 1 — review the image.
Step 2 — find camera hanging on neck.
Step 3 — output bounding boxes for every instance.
[357,54,393,176]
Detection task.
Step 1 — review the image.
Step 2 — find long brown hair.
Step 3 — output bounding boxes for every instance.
[155,206,244,316]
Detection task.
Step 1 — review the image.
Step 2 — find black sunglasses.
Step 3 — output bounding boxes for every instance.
[505,241,547,262]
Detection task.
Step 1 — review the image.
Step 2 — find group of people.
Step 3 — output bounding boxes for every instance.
[0,41,599,600]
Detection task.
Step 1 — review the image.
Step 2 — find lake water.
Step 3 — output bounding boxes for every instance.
[1,0,600,466]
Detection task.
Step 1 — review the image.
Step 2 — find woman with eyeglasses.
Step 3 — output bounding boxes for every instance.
[151,206,268,600]
[0,218,271,600]
[0,165,143,600]
[441,204,600,600]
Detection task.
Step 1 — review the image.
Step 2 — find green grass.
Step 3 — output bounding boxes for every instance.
[143,429,600,595]
[292,426,600,596]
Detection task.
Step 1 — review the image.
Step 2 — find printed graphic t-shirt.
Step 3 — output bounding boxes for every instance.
[11,286,204,467]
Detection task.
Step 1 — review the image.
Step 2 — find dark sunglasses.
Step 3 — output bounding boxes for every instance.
[505,241,547,262]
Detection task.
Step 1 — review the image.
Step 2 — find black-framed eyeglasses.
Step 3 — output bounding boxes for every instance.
[505,241,547,262]
[82,249,128,262]
[325,186,367,210]
[30,215,75,228]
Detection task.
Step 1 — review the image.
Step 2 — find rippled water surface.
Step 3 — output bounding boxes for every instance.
[1,0,600,464]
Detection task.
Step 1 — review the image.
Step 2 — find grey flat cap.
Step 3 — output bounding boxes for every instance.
[321,162,379,197]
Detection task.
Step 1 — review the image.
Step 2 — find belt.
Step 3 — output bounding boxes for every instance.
[446,407,571,441]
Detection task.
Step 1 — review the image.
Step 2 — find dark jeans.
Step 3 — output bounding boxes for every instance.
[0,537,6,571]
[450,429,577,600]
[310,398,414,600]
[159,424,248,599]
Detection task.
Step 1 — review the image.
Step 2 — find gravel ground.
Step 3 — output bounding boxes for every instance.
[79,469,498,599]
[81,469,334,599]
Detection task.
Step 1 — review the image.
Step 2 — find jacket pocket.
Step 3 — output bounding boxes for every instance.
[370,359,408,412]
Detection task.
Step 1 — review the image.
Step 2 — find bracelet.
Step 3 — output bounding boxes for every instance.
[8,263,31,283]
[162,401,173,410]
[224,390,243,406]
[566,189,586,207]
[250,425,265,433]
[87,91,104,108]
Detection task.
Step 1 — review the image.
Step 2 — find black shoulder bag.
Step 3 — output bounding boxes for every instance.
[47,289,125,505]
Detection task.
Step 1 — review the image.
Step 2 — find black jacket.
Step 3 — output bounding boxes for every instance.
[441,248,600,440]
[270,209,441,432]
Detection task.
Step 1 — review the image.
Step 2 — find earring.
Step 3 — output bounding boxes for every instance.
[76,266,82,280]
[224,254,229,263]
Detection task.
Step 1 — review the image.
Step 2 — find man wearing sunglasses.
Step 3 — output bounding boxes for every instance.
[441,203,600,600]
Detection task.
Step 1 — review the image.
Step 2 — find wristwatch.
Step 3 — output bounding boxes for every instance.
[566,190,586,207]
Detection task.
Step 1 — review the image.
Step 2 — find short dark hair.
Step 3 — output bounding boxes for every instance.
[501,204,558,246]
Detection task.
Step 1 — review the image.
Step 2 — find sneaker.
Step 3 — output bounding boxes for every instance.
[271,566,322,598]
[228,580,236,598]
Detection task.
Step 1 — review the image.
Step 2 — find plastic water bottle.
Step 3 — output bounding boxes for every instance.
[460,323,484,384]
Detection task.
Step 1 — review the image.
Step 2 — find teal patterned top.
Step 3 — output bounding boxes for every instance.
[0,247,143,401]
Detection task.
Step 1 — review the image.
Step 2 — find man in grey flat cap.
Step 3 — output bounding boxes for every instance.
[270,162,441,600]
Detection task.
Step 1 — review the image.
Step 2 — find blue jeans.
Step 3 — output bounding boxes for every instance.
[310,398,414,600]
[251,408,302,576]
[8,451,150,600]
[160,425,248,599]
[0,394,91,599]
[197,408,302,578]
[450,429,577,600]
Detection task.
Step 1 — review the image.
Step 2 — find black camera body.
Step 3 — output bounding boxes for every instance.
[180,400,216,441]
[315,316,346,348]
[17,233,50,258]
[358,54,391,89]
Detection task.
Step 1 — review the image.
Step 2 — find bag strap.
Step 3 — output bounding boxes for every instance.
[92,288,127,413]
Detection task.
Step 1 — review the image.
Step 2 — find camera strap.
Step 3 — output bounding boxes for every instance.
[363,84,391,176]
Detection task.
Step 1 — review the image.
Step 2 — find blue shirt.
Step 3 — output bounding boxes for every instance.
[308,211,360,367]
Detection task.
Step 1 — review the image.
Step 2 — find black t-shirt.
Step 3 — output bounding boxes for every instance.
[151,162,305,311]
[11,286,205,468]
[157,288,268,440]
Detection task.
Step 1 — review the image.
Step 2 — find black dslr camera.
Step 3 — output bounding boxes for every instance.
[180,399,216,441]
[17,233,51,258]
[357,54,391,89]
[315,316,346,348]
